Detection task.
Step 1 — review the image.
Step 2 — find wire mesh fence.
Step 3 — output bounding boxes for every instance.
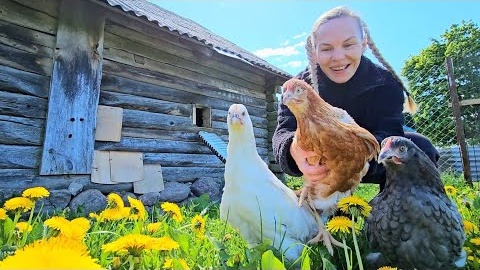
[405,56,480,182]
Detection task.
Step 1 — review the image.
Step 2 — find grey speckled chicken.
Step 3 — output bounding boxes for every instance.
[365,136,466,270]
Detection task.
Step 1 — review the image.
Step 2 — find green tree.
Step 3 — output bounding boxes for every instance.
[402,20,480,146]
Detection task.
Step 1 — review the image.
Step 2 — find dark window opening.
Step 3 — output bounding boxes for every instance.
[193,105,211,128]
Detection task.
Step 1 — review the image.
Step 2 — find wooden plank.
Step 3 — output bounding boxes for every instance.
[161,167,224,183]
[91,150,115,184]
[0,42,52,76]
[122,127,212,142]
[0,21,55,53]
[122,109,193,130]
[0,144,40,169]
[104,32,266,94]
[0,0,57,34]
[95,137,212,154]
[11,0,59,18]
[104,16,268,85]
[446,57,472,185]
[0,65,50,98]
[101,71,266,117]
[103,50,267,106]
[460,98,480,107]
[143,153,224,167]
[95,105,123,142]
[40,0,105,175]
[110,151,143,183]
[100,90,192,117]
[0,115,43,145]
[0,91,47,118]
[133,164,164,194]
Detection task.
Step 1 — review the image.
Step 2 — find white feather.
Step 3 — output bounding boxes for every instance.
[220,104,318,262]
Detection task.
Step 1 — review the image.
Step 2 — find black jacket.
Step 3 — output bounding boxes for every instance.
[272,56,405,185]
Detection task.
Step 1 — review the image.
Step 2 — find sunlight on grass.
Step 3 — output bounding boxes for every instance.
[0,173,477,269]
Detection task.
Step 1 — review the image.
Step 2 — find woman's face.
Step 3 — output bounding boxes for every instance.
[313,16,367,84]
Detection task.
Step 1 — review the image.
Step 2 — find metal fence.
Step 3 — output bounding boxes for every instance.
[405,57,480,182]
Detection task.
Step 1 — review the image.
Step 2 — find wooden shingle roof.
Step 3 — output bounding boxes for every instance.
[102,0,291,78]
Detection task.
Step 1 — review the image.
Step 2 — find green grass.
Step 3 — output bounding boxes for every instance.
[0,173,478,269]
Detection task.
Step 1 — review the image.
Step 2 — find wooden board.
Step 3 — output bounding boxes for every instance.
[133,164,164,194]
[110,151,143,183]
[40,0,105,175]
[95,105,123,142]
[90,150,115,184]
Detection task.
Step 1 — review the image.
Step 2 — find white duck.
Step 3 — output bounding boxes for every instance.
[220,104,318,262]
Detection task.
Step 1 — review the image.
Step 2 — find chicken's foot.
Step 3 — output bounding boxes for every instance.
[308,207,346,255]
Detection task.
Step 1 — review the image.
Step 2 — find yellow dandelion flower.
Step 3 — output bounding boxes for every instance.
[0,208,7,220]
[107,193,124,209]
[377,267,397,270]
[444,185,457,196]
[152,236,180,251]
[338,195,372,217]
[15,222,33,233]
[146,222,162,234]
[45,216,70,231]
[89,212,100,221]
[128,197,147,221]
[161,202,183,222]
[0,236,101,269]
[22,187,49,200]
[470,238,480,246]
[163,258,173,269]
[99,208,127,221]
[464,220,478,234]
[4,197,34,213]
[191,214,206,235]
[102,234,166,256]
[326,216,352,234]
[45,217,90,241]
[178,258,190,270]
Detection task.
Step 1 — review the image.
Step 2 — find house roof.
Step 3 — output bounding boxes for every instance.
[101,0,291,78]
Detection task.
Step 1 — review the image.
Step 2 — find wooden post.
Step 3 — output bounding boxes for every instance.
[40,0,105,175]
[445,57,472,185]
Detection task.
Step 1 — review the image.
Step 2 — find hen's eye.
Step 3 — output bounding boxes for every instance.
[399,146,407,152]
[296,88,301,94]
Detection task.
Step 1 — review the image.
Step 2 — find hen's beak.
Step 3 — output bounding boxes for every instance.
[229,114,243,126]
[378,148,392,164]
[282,92,292,105]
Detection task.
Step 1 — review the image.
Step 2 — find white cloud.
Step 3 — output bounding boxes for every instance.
[253,46,300,58]
[292,32,308,39]
[284,61,303,68]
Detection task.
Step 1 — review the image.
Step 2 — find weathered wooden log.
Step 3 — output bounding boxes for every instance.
[0,115,44,145]
[0,65,50,98]
[0,91,47,118]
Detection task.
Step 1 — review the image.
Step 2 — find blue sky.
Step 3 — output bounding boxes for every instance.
[149,1,480,77]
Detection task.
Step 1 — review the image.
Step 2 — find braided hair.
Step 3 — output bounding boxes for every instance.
[306,6,417,114]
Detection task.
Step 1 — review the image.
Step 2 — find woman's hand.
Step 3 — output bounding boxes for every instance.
[290,138,330,184]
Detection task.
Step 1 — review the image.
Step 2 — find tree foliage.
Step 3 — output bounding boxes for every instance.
[402,20,480,146]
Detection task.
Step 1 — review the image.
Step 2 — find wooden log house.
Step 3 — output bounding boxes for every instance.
[0,0,290,203]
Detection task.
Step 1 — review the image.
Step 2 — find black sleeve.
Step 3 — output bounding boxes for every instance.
[359,82,405,185]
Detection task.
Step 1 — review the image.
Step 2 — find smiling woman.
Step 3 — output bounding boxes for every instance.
[273,6,439,192]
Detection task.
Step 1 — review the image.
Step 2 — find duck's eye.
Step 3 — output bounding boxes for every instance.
[242,111,245,116]
[399,146,407,152]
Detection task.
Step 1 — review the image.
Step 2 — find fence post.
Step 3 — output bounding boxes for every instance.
[445,57,472,185]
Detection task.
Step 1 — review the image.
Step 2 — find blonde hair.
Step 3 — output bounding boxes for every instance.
[306,6,417,114]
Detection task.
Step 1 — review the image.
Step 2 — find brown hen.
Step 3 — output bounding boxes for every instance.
[282,78,380,253]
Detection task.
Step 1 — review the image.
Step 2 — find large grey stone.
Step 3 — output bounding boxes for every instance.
[158,182,190,203]
[69,189,107,216]
[191,178,222,200]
